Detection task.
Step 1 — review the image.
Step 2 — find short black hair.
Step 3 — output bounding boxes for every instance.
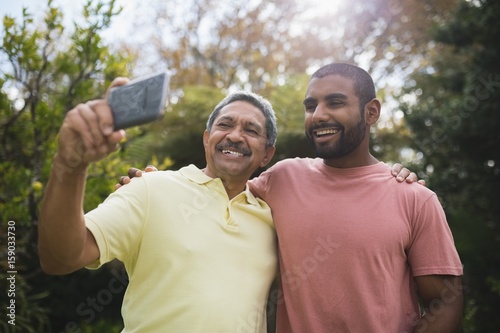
[311,63,376,111]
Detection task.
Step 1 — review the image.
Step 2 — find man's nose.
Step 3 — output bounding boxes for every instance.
[226,126,244,142]
[312,104,329,123]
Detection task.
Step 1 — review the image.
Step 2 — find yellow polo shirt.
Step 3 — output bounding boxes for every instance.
[85,165,278,332]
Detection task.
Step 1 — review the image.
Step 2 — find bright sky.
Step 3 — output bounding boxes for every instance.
[0,0,137,42]
[1,0,348,76]
[1,0,81,22]
[299,0,345,16]
[0,0,346,38]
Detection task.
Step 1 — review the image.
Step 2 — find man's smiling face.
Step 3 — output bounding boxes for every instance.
[304,75,368,162]
[203,100,274,182]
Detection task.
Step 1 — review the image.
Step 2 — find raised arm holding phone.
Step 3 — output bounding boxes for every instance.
[39,77,129,275]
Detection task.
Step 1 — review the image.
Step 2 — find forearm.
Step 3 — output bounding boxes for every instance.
[38,155,89,274]
[412,276,464,333]
[412,306,462,333]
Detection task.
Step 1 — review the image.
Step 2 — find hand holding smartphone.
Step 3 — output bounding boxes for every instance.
[108,71,171,130]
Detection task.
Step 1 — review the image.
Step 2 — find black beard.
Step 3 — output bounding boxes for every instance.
[306,119,366,159]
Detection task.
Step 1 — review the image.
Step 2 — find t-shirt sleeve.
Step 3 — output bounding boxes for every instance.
[85,177,149,269]
[407,193,463,277]
[249,160,301,209]
[248,168,273,202]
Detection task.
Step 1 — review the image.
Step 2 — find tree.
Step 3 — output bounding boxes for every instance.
[401,0,500,331]
[5,0,493,330]
[123,0,464,173]
[130,0,304,91]
[0,0,136,331]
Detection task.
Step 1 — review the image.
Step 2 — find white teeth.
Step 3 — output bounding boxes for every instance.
[316,129,339,136]
[222,150,244,157]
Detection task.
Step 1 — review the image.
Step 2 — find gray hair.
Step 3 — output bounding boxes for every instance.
[206,91,278,147]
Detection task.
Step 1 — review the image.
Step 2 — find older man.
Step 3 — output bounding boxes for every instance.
[38,81,279,332]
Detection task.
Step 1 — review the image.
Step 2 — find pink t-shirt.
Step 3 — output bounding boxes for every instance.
[249,158,463,333]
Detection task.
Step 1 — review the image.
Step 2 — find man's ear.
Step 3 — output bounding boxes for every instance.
[260,146,276,168]
[203,130,209,148]
[365,98,381,125]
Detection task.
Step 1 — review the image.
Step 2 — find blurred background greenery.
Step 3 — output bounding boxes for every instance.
[1,0,498,331]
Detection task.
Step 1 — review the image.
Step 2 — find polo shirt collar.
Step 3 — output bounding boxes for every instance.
[179,164,259,205]
[179,164,213,184]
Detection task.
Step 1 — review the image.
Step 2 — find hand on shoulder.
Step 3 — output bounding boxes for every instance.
[115,165,158,190]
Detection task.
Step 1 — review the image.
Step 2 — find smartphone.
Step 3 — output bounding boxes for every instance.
[108,71,170,130]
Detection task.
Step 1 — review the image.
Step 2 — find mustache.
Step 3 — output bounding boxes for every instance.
[311,122,343,130]
[216,141,252,155]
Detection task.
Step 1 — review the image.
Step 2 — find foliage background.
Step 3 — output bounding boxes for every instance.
[1,0,498,331]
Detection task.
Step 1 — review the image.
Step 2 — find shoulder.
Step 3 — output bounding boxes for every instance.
[249,158,320,198]
[126,170,176,185]
[368,163,438,203]
[254,157,319,186]
[114,170,177,196]
[266,157,320,174]
[386,174,439,211]
[141,170,177,181]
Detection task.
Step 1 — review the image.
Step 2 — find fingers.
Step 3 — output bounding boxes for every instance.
[127,168,143,178]
[115,166,154,191]
[115,175,131,191]
[145,165,158,172]
[73,78,129,147]
[121,176,131,185]
[393,166,427,185]
[60,100,125,166]
[395,167,411,182]
[105,77,129,100]
[391,162,403,176]
[64,103,102,154]
[405,172,418,183]
[85,100,115,138]
[120,176,130,184]
[56,77,131,170]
